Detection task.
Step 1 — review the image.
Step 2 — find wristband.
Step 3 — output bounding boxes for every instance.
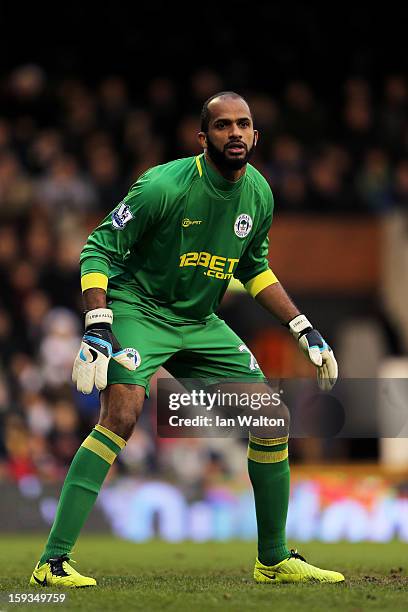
[287,314,313,339]
[85,308,113,329]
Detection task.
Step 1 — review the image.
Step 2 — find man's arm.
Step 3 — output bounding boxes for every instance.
[74,171,166,394]
[233,184,337,390]
[83,288,107,311]
[72,165,169,395]
[80,169,162,294]
[254,282,299,323]
[72,287,139,394]
[254,280,337,391]
[72,291,139,393]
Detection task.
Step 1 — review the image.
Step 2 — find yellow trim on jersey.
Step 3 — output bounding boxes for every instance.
[94,424,127,450]
[249,434,288,446]
[195,155,203,177]
[247,446,288,464]
[81,437,116,465]
[81,272,108,292]
[245,269,278,298]
[227,277,245,293]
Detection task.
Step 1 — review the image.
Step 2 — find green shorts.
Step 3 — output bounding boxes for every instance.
[108,299,265,395]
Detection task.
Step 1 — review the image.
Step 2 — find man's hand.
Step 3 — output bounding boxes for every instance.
[288,314,338,391]
[72,308,140,394]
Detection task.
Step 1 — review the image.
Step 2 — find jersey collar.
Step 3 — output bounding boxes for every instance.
[201,154,246,194]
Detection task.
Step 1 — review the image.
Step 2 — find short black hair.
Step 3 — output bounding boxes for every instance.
[200,91,251,132]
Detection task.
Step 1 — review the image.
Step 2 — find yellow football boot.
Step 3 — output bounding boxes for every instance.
[30,554,96,588]
[254,549,345,584]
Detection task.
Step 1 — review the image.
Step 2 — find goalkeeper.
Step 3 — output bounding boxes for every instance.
[30,92,343,587]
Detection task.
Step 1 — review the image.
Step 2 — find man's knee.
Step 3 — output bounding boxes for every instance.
[213,381,290,439]
[241,382,290,439]
[267,399,290,437]
[99,384,145,441]
[100,410,137,440]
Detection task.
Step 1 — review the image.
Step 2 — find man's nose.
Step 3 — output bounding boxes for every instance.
[228,123,242,138]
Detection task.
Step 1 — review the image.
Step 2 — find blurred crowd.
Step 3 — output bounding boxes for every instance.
[1,64,408,483]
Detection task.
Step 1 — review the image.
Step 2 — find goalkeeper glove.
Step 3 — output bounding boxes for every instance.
[288,314,338,391]
[72,308,140,394]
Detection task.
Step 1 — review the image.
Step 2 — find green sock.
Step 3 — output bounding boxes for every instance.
[39,425,126,564]
[247,433,290,566]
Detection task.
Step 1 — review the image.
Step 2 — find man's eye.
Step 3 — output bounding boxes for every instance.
[216,122,225,129]
[239,121,250,128]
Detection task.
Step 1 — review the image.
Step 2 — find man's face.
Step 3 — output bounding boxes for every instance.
[198,97,258,171]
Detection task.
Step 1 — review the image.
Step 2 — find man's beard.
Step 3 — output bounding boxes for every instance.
[206,134,256,171]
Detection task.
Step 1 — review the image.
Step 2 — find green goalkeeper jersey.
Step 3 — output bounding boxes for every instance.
[80,154,274,323]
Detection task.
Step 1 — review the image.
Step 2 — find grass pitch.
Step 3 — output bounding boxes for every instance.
[0,536,407,611]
